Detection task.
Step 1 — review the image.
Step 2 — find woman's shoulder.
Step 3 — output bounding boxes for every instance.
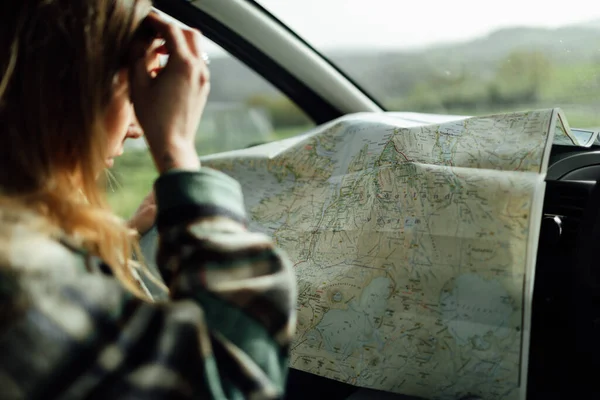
[0,205,94,331]
[0,205,89,276]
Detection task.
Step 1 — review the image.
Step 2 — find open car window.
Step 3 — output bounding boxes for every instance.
[257,0,600,129]
[107,38,314,218]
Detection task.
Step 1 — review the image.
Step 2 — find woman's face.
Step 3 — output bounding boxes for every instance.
[104,44,162,168]
[103,69,140,168]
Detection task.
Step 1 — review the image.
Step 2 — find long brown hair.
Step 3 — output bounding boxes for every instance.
[0,0,154,298]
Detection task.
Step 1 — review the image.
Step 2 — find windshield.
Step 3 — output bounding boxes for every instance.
[257,0,600,129]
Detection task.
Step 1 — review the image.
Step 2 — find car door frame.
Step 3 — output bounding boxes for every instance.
[154,0,384,126]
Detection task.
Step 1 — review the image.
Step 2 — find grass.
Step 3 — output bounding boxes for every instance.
[541,64,600,103]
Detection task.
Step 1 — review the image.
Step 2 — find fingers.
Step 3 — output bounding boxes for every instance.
[146,191,156,204]
[143,13,191,60]
[177,29,210,86]
[129,204,157,235]
[144,13,207,68]
[156,44,168,55]
[131,40,167,89]
[182,28,203,58]
[147,42,165,77]
[143,204,157,216]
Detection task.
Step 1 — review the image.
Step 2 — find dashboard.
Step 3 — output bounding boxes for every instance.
[547,145,600,180]
[528,144,600,399]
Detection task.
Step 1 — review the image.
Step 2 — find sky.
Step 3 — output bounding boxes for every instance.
[255,0,600,51]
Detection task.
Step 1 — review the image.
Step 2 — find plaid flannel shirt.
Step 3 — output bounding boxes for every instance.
[0,168,296,400]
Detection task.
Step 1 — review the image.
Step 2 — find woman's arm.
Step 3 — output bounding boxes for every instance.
[0,169,296,399]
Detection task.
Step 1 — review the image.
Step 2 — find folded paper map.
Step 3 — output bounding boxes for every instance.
[141,108,594,400]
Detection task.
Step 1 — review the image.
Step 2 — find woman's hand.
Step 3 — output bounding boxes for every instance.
[127,191,157,236]
[130,12,210,173]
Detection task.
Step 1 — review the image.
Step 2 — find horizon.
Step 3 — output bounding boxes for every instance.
[204,15,600,58]
[255,0,599,51]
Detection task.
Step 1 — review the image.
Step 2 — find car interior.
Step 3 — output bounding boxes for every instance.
[133,0,600,398]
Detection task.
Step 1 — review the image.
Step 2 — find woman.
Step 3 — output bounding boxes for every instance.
[0,1,296,399]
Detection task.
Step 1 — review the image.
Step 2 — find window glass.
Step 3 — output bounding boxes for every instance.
[107,39,314,218]
[258,0,600,128]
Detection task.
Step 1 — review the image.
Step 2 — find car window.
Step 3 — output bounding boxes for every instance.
[107,38,314,219]
[257,0,600,129]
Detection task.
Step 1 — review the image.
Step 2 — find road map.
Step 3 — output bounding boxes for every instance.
[141,108,595,400]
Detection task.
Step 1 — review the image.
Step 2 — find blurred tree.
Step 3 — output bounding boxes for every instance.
[402,66,489,112]
[490,50,552,104]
